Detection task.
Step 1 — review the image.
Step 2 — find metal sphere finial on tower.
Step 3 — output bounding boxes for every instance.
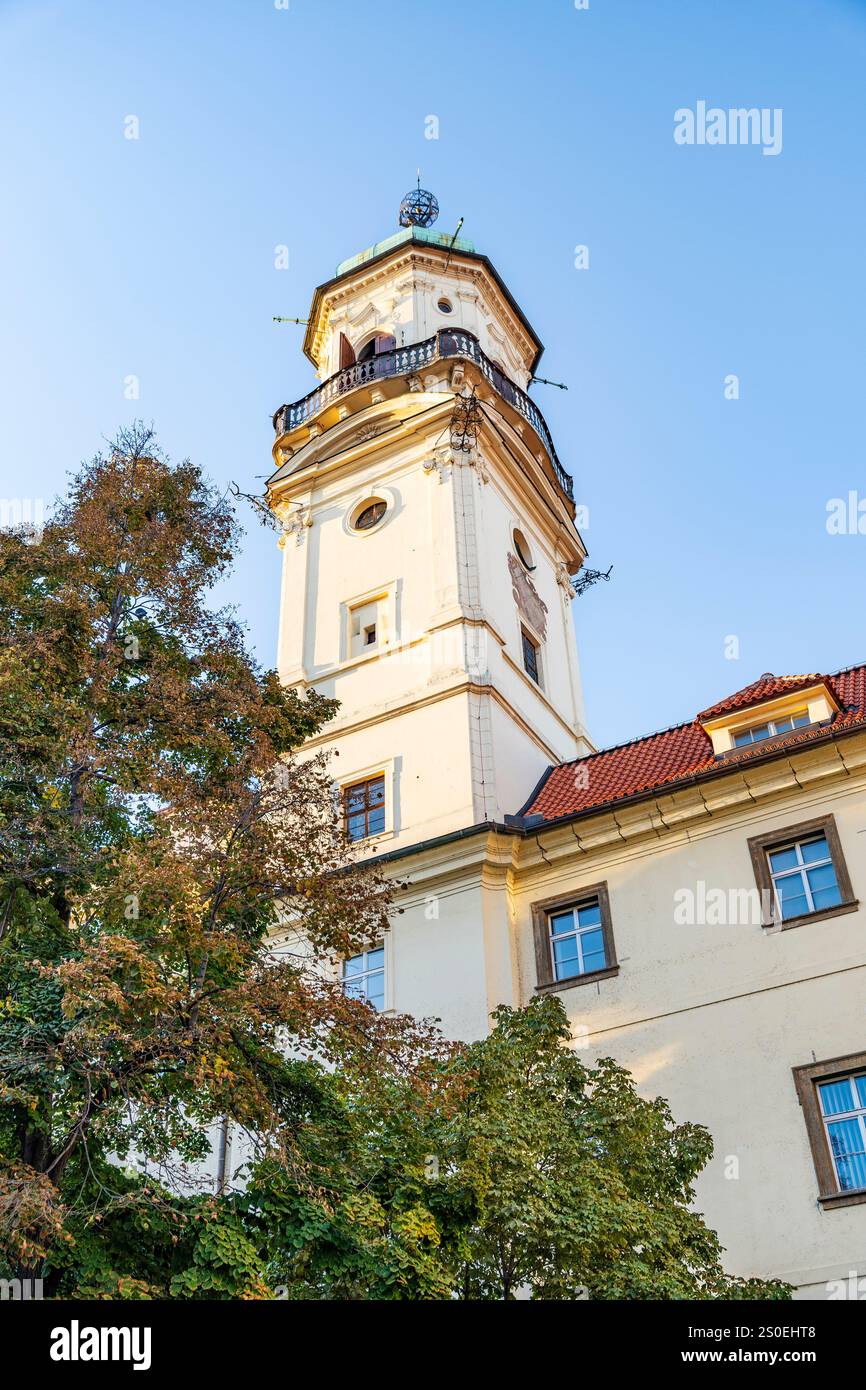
[399,175,439,228]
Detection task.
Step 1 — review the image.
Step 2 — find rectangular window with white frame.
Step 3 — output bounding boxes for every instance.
[794,1053,866,1208]
[531,883,618,991]
[732,709,811,747]
[342,944,385,1011]
[748,814,857,928]
[768,835,840,920]
[818,1073,866,1194]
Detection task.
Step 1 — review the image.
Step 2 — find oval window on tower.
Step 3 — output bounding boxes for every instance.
[352,499,387,532]
[513,528,535,571]
[437,297,453,314]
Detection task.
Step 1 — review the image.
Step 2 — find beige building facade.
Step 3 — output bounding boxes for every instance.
[268,210,866,1299]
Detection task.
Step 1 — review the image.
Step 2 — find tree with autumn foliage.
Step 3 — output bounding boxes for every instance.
[0,423,443,1294]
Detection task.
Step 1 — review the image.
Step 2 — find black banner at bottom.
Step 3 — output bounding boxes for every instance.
[3,1295,855,1376]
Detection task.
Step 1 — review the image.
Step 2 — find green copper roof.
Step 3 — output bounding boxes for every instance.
[335,225,477,278]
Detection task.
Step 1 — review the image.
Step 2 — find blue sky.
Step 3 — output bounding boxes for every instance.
[1,0,864,751]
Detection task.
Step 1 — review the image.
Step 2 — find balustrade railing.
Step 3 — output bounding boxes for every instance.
[272,329,573,500]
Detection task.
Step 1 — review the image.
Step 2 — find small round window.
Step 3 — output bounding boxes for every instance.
[353,499,387,532]
[513,528,535,570]
[437,297,453,314]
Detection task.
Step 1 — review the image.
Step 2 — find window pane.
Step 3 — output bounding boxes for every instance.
[778,890,809,920]
[806,864,841,912]
[751,725,770,742]
[812,884,842,911]
[819,1079,855,1116]
[344,977,366,1000]
[346,786,366,811]
[826,1119,866,1191]
[778,896,809,921]
[522,633,539,683]
[553,936,580,966]
[347,813,367,841]
[733,731,752,748]
[579,928,605,960]
[366,947,385,970]
[582,949,607,974]
[774,717,793,733]
[368,804,386,835]
[800,837,830,865]
[366,975,385,1010]
[554,958,581,982]
[806,862,837,890]
[577,902,602,928]
[368,778,385,806]
[793,713,811,728]
[856,1076,866,1110]
[550,911,575,936]
[769,846,799,873]
[775,872,805,901]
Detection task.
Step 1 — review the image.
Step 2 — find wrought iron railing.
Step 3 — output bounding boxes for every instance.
[272,329,574,501]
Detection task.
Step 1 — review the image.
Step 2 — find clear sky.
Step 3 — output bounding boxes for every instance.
[1,0,864,751]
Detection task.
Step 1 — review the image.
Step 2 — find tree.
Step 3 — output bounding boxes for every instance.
[0,426,789,1301]
[0,424,429,1290]
[235,997,789,1301]
[447,997,789,1299]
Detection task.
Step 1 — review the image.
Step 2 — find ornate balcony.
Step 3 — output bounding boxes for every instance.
[272,328,574,502]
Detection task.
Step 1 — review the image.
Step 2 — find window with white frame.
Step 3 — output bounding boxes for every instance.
[732,709,811,747]
[767,833,842,921]
[532,884,618,990]
[342,944,385,1011]
[794,1051,866,1207]
[818,1073,866,1193]
[549,898,607,982]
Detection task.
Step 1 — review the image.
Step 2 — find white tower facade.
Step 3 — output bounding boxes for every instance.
[268,219,592,853]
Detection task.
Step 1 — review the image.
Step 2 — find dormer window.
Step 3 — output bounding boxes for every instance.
[698,677,839,757]
[732,709,811,747]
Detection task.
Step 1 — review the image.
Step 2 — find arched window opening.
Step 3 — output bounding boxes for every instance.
[357,333,396,363]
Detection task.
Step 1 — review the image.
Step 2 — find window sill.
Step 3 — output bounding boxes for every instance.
[818,1187,866,1211]
[764,899,859,932]
[347,829,395,851]
[535,965,620,994]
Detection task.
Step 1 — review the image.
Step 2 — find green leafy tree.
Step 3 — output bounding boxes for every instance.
[448,997,790,1300]
[236,997,789,1301]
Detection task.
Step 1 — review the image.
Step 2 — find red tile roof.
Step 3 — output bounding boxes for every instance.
[697,673,825,721]
[521,664,866,825]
